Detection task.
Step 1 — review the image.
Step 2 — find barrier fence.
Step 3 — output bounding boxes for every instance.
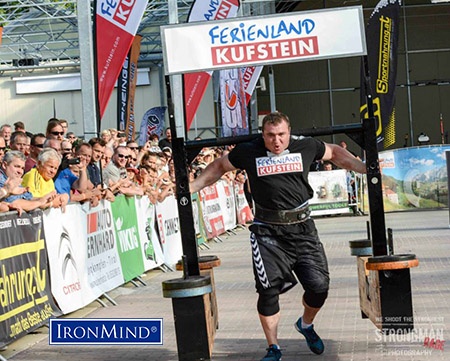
[0,180,252,347]
[1,146,447,347]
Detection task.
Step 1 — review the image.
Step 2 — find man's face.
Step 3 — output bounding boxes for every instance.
[262,120,291,155]
[127,142,139,155]
[1,127,11,141]
[77,145,92,165]
[31,136,46,157]
[101,149,113,169]
[113,149,129,169]
[3,157,25,178]
[91,143,105,162]
[38,158,60,181]
[46,139,62,154]
[0,138,6,158]
[166,129,171,141]
[10,135,27,154]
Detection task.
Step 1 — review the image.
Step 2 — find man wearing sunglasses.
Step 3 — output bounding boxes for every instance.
[102,146,130,189]
[24,133,46,173]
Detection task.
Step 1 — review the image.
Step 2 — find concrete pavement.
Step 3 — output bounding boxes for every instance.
[2,209,449,361]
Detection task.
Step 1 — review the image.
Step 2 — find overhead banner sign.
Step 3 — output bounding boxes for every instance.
[161,6,366,75]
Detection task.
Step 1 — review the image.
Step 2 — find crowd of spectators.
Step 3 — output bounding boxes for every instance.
[0,119,249,214]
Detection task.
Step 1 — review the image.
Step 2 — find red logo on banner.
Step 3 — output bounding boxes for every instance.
[212,37,319,65]
[113,0,137,25]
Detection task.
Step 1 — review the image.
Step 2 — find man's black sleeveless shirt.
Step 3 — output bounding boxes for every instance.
[228,135,325,210]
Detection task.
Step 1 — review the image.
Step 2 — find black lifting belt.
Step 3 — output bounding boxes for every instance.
[254,203,310,225]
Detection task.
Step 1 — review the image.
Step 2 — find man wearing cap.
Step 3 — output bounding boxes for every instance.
[190,112,366,361]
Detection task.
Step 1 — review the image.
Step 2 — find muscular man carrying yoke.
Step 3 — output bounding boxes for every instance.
[190,112,366,361]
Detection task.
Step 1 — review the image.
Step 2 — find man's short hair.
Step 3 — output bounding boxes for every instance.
[3,150,26,164]
[10,131,27,144]
[261,112,291,130]
[31,133,46,146]
[88,137,107,147]
[14,121,25,129]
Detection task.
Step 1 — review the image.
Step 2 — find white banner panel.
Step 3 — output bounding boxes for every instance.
[161,6,366,74]
[135,197,165,271]
[84,201,124,294]
[155,195,183,267]
[44,205,99,314]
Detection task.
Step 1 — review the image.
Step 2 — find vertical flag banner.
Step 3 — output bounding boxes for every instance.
[184,0,240,131]
[360,0,401,149]
[117,55,130,131]
[95,0,149,119]
[138,106,167,146]
[242,65,264,105]
[125,35,142,140]
[220,68,249,137]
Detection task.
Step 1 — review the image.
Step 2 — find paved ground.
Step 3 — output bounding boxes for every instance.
[2,209,449,361]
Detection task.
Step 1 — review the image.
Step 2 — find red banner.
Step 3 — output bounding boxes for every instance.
[184,0,240,131]
[95,0,148,119]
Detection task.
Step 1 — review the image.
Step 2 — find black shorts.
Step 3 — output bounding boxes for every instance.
[249,219,330,295]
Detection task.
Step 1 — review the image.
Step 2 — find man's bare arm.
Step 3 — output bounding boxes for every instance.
[190,154,237,193]
[322,143,366,174]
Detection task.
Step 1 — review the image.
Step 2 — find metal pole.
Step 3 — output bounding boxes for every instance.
[402,3,414,146]
[77,0,97,138]
[168,0,185,138]
[268,66,276,112]
[327,59,335,143]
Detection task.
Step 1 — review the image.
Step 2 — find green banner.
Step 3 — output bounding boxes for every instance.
[110,196,145,282]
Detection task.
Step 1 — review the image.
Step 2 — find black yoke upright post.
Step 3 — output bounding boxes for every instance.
[165,76,200,277]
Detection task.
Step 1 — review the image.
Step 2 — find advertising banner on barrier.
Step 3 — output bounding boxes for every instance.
[135,197,165,270]
[199,184,226,239]
[0,211,59,347]
[110,196,145,282]
[308,169,350,216]
[84,202,124,294]
[191,193,208,246]
[379,145,450,210]
[155,195,183,267]
[45,205,100,314]
[234,182,253,224]
[161,6,366,75]
[216,180,236,231]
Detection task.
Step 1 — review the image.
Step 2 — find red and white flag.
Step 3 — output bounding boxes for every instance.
[184,0,240,131]
[95,0,148,119]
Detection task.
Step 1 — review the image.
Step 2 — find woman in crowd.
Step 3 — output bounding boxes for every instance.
[46,119,65,141]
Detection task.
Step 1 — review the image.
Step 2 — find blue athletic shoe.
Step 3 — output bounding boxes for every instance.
[295,317,324,355]
[261,344,282,361]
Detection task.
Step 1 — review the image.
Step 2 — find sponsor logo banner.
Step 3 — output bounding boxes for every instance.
[49,318,162,345]
[162,6,366,74]
[0,211,59,346]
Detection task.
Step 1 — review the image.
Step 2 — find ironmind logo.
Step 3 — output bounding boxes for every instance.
[256,153,303,177]
[49,318,163,345]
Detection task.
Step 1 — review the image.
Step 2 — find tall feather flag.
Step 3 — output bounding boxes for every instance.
[184,0,240,131]
[94,0,148,124]
[360,0,401,149]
